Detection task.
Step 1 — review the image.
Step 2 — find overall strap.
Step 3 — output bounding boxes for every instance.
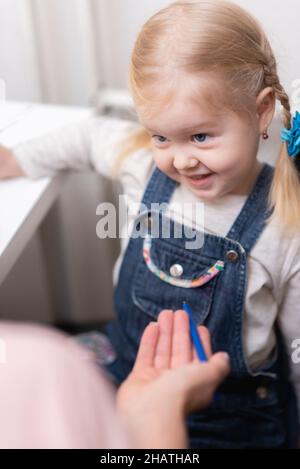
[140,167,178,208]
[226,163,274,254]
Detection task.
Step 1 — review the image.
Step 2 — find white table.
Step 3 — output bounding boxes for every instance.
[0,102,92,285]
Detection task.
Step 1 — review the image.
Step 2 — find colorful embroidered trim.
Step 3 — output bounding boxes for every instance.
[143,235,224,289]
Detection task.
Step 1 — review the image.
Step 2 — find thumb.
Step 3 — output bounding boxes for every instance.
[207,352,230,386]
[181,352,230,414]
[183,351,230,390]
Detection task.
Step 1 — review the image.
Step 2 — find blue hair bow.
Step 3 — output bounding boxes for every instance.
[280,111,300,158]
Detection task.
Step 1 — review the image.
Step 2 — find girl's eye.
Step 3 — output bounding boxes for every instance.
[152,135,168,144]
[151,134,209,145]
[193,134,208,143]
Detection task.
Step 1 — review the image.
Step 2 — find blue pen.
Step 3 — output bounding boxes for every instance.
[183,301,221,404]
[182,301,207,362]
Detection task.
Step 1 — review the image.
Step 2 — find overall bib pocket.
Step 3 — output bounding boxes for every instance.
[131,236,224,324]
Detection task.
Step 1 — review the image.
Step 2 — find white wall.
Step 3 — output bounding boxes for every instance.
[90,0,171,88]
[0,0,41,101]
[236,0,299,103]
[30,0,100,105]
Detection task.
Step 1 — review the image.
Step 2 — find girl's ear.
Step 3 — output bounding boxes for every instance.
[255,86,276,133]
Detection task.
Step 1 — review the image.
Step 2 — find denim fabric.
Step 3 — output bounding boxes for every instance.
[104,163,298,448]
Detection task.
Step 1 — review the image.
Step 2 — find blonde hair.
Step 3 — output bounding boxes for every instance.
[115,0,299,232]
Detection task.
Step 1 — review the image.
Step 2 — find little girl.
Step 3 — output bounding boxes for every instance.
[1,0,300,449]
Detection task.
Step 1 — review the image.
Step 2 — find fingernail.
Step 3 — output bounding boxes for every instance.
[219,352,230,363]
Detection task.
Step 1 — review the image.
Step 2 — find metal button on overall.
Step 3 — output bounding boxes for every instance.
[170,263,183,278]
[256,386,268,399]
[226,250,239,263]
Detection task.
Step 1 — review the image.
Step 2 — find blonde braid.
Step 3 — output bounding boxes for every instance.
[267,65,300,231]
[260,34,292,129]
[273,80,292,130]
[261,55,291,129]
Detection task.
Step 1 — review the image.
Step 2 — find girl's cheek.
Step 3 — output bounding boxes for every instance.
[153,152,171,170]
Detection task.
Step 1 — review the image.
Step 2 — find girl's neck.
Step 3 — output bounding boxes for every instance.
[230,160,263,197]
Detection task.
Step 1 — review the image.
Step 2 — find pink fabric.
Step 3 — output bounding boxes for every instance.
[0,322,131,449]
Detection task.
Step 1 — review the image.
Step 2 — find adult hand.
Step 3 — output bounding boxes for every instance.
[117,309,230,448]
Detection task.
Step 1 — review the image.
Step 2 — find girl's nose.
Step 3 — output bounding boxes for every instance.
[173,154,199,171]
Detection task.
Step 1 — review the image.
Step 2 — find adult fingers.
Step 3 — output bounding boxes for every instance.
[134,322,159,371]
[171,310,193,368]
[153,310,174,370]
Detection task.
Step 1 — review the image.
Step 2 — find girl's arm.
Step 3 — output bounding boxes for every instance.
[0,116,139,180]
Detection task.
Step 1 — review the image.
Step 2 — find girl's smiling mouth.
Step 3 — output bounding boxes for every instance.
[184,172,215,188]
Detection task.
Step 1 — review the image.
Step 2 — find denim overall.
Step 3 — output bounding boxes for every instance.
[104,163,298,449]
